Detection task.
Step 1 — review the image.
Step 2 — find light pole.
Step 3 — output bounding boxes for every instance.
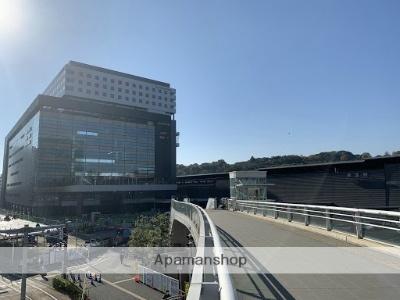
[20,224,28,300]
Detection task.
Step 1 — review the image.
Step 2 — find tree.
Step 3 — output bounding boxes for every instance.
[176,150,393,176]
[361,152,372,159]
[128,213,170,247]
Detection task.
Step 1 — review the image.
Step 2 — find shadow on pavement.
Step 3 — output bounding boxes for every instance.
[217,226,295,300]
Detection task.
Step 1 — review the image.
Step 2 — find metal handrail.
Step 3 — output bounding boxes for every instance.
[238,204,400,231]
[233,200,400,217]
[197,206,237,300]
[227,199,400,243]
[171,200,237,300]
[171,200,204,300]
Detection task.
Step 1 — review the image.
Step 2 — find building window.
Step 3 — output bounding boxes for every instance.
[125,89,129,93]
[86,89,91,94]
[145,94,149,98]
[103,84,107,89]
[77,130,98,136]
[125,82,129,86]
[102,92,107,97]
[110,93,114,98]
[118,88,122,92]
[132,91,136,95]
[152,95,155,99]
[118,95,122,100]
[87,82,92,86]
[145,100,149,104]
[139,85,142,89]
[94,90,99,95]
[132,83,136,87]
[110,78,115,83]
[94,75,99,80]
[139,99,142,103]
[145,86,149,91]
[125,96,129,101]
[86,74,92,78]
[118,80,122,85]
[132,97,136,102]
[110,86,115,91]
[78,87,83,92]
[94,83,99,88]
[103,77,107,82]
[78,80,83,85]
[152,101,156,105]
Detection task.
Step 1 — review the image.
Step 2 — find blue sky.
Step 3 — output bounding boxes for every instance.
[0,0,399,167]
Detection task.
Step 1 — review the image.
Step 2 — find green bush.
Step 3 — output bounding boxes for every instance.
[128,213,170,247]
[52,276,83,300]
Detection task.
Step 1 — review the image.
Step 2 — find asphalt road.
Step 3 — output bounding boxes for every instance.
[208,209,400,300]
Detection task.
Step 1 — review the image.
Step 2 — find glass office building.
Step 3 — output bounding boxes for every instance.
[1,62,177,216]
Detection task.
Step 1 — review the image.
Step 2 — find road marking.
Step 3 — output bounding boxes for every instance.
[112,278,133,285]
[102,278,146,300]
[27,279,58,300]
[0,278,33,300]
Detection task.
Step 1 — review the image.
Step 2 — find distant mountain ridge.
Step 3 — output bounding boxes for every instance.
[177,150,400,176]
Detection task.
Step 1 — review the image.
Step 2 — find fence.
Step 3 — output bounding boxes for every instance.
[139,265,180,297]
[226,199,400,246]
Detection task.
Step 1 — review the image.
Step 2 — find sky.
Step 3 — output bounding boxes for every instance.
[0,0,399,167]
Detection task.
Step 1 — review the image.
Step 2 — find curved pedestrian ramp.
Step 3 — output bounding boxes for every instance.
[207,207,400,300]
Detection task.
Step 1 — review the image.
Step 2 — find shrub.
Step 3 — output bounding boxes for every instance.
[52,276,83,300]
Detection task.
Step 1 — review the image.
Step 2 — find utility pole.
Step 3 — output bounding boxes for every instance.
[61,222,69,278]
[20,224,28,300]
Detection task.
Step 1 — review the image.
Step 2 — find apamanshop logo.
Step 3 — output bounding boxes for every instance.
[154,253,247,268]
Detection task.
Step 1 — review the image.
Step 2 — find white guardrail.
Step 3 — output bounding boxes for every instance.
[171,200,236,300]
[225,199,400,246]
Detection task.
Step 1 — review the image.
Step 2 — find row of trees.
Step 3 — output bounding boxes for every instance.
[177,150,400,176]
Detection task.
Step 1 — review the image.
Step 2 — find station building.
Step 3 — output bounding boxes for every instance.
[1,61,178,215]
[177,156,400,209]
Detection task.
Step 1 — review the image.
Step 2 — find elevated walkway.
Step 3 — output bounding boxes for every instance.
[208,209,400,299]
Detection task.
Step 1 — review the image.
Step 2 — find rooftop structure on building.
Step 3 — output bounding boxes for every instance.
[44,61,176,116]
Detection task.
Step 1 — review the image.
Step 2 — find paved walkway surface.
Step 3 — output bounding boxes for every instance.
[208,209,400,300]
[0,275,70,300]
[24,273,164,300]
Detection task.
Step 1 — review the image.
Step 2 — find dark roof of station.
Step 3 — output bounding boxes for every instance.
[177,155,400,178]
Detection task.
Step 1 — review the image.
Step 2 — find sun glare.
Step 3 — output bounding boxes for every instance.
[0,0,22,36]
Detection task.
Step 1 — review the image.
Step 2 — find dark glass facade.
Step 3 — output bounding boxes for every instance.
[1,95,177,216]
[38,109,156,187]
[177,157,400,209]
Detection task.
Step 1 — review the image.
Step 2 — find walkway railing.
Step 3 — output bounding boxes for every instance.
[226,199,400,246]
[171,200,236,300]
